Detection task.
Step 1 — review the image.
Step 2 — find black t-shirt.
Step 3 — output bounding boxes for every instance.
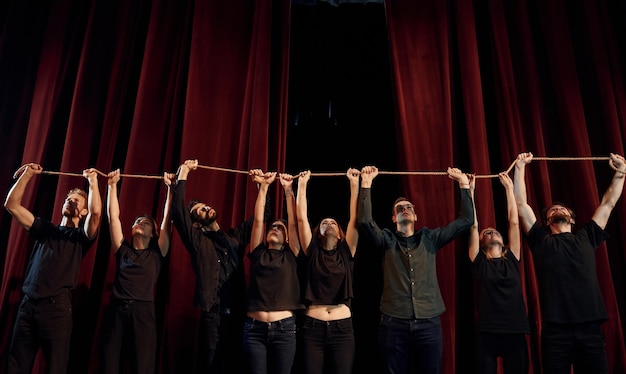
[112,241,164,301]
[23,217,95,299]
[471,250,530,333]
[302,239,354,308]
[525,220,608,324]
[246,244,304,312]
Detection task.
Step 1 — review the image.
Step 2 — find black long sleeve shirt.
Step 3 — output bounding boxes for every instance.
[172,180,267,312]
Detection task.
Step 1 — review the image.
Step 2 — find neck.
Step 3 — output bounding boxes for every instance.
[549,222,572,234]
[132,236,150,250]
[396,222,414,237]
[60,216,80,228]
[202,221,220,232]
[322,237,339,250]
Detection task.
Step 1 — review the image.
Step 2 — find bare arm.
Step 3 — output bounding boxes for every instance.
[250,169,274,251]
[592,153,626,229]
[513,153,537,235]
[280,173,300,256]
[159,172,175,256]
[106,169,124,252]
[468,174,480,261]
[83,168,102,240]
[296,170,312,254]
[500,172,521,260]
[345,168,360,257]
[4,163,41,230]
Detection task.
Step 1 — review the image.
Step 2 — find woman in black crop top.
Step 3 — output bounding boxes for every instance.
[243,170,303,374]
[294,168,360,374]
[468,172,530,374]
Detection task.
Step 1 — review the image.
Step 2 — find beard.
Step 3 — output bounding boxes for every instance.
[549,213,571,225]
[197,211,218,226]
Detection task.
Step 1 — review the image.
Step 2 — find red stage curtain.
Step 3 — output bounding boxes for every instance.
[1,0,625,373]
[385,0,626,373]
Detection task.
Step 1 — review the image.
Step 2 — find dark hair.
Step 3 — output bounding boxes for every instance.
[187,199,201,213]
[541,201,576,226]
[392,197,410,216]
[267,219,289,243]
[269,218,288,228]
[135,214,160,239]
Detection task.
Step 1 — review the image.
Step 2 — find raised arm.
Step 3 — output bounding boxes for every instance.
[500,172,521,260]
[176,159,198,182]
[513,152,537,235]
[345,168,360,257]
[249,169,275,251]
[468,174,480,261]
[106,169,124,252]
[280,173,300,256]
[296,170,313,254]
[446,167,470,189]
[4,163,42,230]
[592,153,626,229]
[83,168,102,240]
[159,172,175,256]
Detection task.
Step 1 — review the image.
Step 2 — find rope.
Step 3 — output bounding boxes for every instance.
[13,155,623,180]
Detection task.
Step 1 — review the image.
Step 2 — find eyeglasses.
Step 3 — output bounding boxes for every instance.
[394,204,415,214]
[191,205,211,215]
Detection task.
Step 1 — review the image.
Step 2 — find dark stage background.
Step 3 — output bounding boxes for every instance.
[1,1,625,373]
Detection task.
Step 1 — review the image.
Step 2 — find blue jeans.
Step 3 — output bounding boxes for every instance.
[8,290,73,374]
[243,316,297,374]
[300,316,355,374]
[541,322,608,374]
[378,314,443,374]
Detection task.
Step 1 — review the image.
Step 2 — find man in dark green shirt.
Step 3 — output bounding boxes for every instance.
[357,165,474,374]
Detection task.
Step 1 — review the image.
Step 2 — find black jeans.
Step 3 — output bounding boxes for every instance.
[541,321,608,374]
[8,290,73,374]
[198,307,241,374]
[475,331,528,374]
[300,315,355,374]
[100,299,156,374]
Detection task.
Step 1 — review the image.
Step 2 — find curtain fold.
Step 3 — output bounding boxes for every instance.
[1,0,625,373]
[385,0,626,373]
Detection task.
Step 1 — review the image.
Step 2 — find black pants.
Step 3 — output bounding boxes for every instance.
[299,315,355,374]
[541,321,608,374]
[8,290,73,374]
[197,307,244,374]
[100,299,156,374]
[474,332,528,374]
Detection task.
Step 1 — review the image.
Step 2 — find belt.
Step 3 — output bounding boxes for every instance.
[208,304,231,315]
[24,295,57,305]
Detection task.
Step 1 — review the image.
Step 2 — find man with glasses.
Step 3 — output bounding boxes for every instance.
[357,165,474,374]
[171,159,270,373]
[513,152,626,374]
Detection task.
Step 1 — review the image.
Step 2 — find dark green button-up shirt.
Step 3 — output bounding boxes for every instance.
[358,188,473,319]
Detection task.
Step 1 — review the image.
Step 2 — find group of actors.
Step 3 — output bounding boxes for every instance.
[4,152,626,374]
